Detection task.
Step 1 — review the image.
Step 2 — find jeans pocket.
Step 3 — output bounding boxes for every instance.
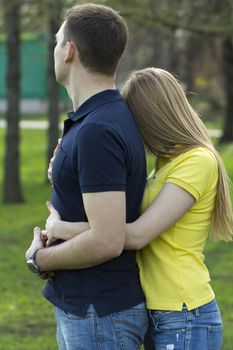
[111,305,149,349]
[150,311,186,333]
[63,310,85,320]
[62,309,95,320]
[151,310,174,317]
[208,325,223,350]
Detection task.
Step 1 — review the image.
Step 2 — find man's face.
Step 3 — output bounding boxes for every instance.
[54,21,68,84]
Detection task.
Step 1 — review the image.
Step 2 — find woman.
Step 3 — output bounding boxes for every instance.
[45,68,232,349]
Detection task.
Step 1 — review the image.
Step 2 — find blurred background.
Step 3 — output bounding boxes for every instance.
[0,0,232,349]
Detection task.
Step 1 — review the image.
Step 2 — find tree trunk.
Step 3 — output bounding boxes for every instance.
[46,1,63,181]
[182,34,201,92]
[221,37,233,143]
[3,0,23,203]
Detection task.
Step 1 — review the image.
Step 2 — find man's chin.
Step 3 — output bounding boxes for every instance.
[55,75,62,84]
[55,72,65,85]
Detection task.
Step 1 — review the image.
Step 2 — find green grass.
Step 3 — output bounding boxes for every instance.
[0,128,232,349]
[0,128,56,350]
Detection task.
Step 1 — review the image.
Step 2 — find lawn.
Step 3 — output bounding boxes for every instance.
[0,127,232,350]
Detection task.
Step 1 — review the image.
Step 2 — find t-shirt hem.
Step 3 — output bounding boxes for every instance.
[166,178,200,200]
[81,184,126,193]
[146,293,215,311]
[43,288,145,317]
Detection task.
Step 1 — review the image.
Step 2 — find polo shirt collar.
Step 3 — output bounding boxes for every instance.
[68,89,122,122]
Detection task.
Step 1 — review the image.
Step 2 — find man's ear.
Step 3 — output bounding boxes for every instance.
[64,41,76,63]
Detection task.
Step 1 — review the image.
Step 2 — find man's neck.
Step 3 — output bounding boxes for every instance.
[65,68,116,111]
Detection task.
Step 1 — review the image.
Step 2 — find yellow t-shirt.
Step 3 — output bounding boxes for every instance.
[137,147,218,311]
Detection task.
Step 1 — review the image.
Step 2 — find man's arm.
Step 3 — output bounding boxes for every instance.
[36,191,126,271]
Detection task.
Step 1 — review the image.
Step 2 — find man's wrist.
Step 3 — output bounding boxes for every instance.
[26,248,42,275]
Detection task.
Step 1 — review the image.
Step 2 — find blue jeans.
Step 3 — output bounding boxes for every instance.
[144,299,223,350]
[55,303,148,350]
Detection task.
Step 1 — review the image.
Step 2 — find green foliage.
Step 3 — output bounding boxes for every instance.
[107,0,233,34]
[0,128,232,349]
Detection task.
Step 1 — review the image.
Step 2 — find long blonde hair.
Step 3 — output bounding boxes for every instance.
[122,67,232,241]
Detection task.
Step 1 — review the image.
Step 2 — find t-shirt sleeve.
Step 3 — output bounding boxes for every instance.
[165,149,218,201]
[76,123,127,193]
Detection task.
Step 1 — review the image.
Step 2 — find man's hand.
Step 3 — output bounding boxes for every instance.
[35,192,126,272]
[25,226,45,260]
[48,138,62,184]
[26,227,54,280]
[45,201,61,246]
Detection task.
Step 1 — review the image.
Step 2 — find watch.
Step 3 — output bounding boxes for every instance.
[27,249,41,275]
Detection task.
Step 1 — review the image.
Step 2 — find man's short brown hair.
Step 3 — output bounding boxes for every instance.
[64,3,128,76]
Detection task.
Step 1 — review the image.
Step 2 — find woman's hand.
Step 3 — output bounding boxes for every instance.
[48,138,62,185]
[44,201,61,246]
[44,202,90,246]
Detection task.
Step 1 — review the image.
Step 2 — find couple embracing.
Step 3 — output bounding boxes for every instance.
[26,3,232,350]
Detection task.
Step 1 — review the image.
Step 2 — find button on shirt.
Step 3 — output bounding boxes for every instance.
[43,89,147,316]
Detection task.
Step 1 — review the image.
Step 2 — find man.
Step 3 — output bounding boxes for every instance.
[26,4,148,349]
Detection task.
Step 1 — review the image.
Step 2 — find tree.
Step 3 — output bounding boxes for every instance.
[20,0,65,178]
[109,0,233,142]
[221,37,233,142]
[3,0,23,203]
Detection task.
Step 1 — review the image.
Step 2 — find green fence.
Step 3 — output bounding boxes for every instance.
[0,33,68,101]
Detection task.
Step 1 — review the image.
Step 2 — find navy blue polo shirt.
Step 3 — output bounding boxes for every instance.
[43,89,147,316]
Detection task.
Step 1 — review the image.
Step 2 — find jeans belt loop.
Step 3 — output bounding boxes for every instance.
[194,306,200,317]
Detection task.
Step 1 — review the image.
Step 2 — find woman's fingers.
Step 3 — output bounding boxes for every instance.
[46,201,60,219]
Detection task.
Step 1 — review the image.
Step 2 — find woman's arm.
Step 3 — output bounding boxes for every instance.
[45,202,90,246]
[45,182,195,249]
[125,182,195,250]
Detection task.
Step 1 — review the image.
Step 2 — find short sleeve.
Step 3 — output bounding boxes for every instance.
[165,149,218,201]
[76,123,127,193]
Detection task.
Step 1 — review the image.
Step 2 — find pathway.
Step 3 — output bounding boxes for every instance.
[0,119,223,137]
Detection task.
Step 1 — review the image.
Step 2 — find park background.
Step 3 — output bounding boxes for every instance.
[0,0,233,349]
